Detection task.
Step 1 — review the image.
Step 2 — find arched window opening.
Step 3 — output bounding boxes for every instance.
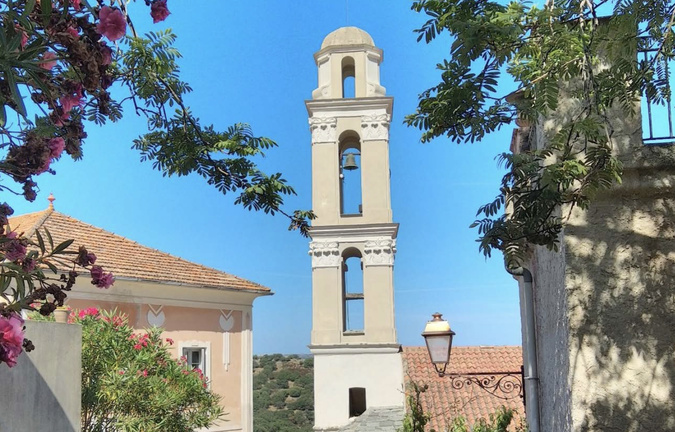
[349,388,367,417]
[339,133,362,216]
[342,57,355,98]
[342,249,364,333]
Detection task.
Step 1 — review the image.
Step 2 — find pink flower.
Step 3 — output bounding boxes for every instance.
[99,43,112,66]
[59,84,84,119]
[48,137,65,159]
[0,313,24,368]
[22,258,36,273]
[96,6,127,42]
[4,232,27,262]
[95,272,114,289]
[118,370,125,375]
[165,337,174,345]
[39,51,57,70]
[90,265,103,281]
[133,343,142,350]
[66,27,79,39]
[150,0,170,23]
[77,307,99,319]
[142,369,148,377]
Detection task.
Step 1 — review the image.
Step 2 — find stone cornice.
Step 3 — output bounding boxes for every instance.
[309,344,401,355]
[306,97,393,119]
[309,223,399,240]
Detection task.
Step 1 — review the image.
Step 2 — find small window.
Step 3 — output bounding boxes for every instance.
[349,387,367,417]
[183,347,207,375]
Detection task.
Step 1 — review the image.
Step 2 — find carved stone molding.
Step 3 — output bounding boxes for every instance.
[309,240,342,268]
[361,114,390,141]
[363,237,396,266]
[309,116,337,144]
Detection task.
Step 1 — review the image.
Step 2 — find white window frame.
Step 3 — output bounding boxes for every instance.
[178,340,212,386]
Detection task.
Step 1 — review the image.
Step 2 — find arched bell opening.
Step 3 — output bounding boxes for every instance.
[341,56,356,98]
[339,131,362,216]
[341,247,364,333]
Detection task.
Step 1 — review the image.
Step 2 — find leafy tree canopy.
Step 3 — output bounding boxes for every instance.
[407,0,671,265]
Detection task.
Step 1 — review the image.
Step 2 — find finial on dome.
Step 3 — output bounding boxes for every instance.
[48,193,55,209]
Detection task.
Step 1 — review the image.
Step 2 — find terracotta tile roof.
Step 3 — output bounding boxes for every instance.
[402,346,525,432]
[9,208,271,293]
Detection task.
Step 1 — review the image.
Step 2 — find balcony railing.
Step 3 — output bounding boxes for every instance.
[640,39,675,144]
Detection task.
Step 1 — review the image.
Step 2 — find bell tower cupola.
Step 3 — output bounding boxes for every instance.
[312,27,386,100]
[306,27,404,431]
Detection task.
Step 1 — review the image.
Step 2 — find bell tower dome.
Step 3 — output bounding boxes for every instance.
[306,27,404,431]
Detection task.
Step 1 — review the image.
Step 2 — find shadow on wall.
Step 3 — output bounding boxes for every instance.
[565,150,675,432]
[0,321,82,432]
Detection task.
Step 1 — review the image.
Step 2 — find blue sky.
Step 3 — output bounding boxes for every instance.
[11,1,522,354]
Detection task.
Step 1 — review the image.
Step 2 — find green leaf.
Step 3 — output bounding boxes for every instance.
[52,239,74,255]
[35,230,46,254]
[41,0,52,26]
[23,0,36,16]
[3,66,27,118]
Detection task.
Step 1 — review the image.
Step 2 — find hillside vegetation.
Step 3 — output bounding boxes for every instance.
[253,354,314,432]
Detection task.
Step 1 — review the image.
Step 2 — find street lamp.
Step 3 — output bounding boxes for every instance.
[421,312,455,377]
[421,313,524,401]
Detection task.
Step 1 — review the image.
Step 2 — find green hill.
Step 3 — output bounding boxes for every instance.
[252,354,314,432]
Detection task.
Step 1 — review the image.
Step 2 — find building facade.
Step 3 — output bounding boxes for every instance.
[11,203,269,432]
[511,60,675,430]
[306,27,405,431]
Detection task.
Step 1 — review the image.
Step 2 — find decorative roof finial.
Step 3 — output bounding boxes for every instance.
[48,193,55,209]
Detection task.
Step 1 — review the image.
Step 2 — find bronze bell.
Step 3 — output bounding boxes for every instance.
[343,153,358,170]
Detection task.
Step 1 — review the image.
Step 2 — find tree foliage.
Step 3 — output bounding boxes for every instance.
[407,0,672,265]
[0,0,313,365]
[252,354,314,432]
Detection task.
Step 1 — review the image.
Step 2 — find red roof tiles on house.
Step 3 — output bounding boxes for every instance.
[9,208,270,293]
[402,346,525,432]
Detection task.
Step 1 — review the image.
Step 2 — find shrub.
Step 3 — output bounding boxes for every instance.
[77,309,223,432]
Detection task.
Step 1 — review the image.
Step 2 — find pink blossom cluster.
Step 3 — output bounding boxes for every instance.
[96,7,127,42]
[150,0,170,23]
[5,134,66,183]
[90,265,114,289]
[57,84,84,125]
[78,307,99,319]
[130,333,151,350]
[76,246,97,267]
[101,314,125,327]
[0,313,25,368]
[2,231,27,262]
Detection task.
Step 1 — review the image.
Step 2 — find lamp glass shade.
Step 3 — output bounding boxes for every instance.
[421,313,455,368]
[424,333,453,365]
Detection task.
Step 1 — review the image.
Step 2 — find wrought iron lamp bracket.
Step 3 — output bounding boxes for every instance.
[445,371,524,401]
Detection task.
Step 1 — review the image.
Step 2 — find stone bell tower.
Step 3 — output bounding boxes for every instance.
[306,27,404,430]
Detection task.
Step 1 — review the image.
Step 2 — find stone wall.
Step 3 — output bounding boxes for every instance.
[525,71,675,430]
[0,321,82,432]
[562,144,675,432]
